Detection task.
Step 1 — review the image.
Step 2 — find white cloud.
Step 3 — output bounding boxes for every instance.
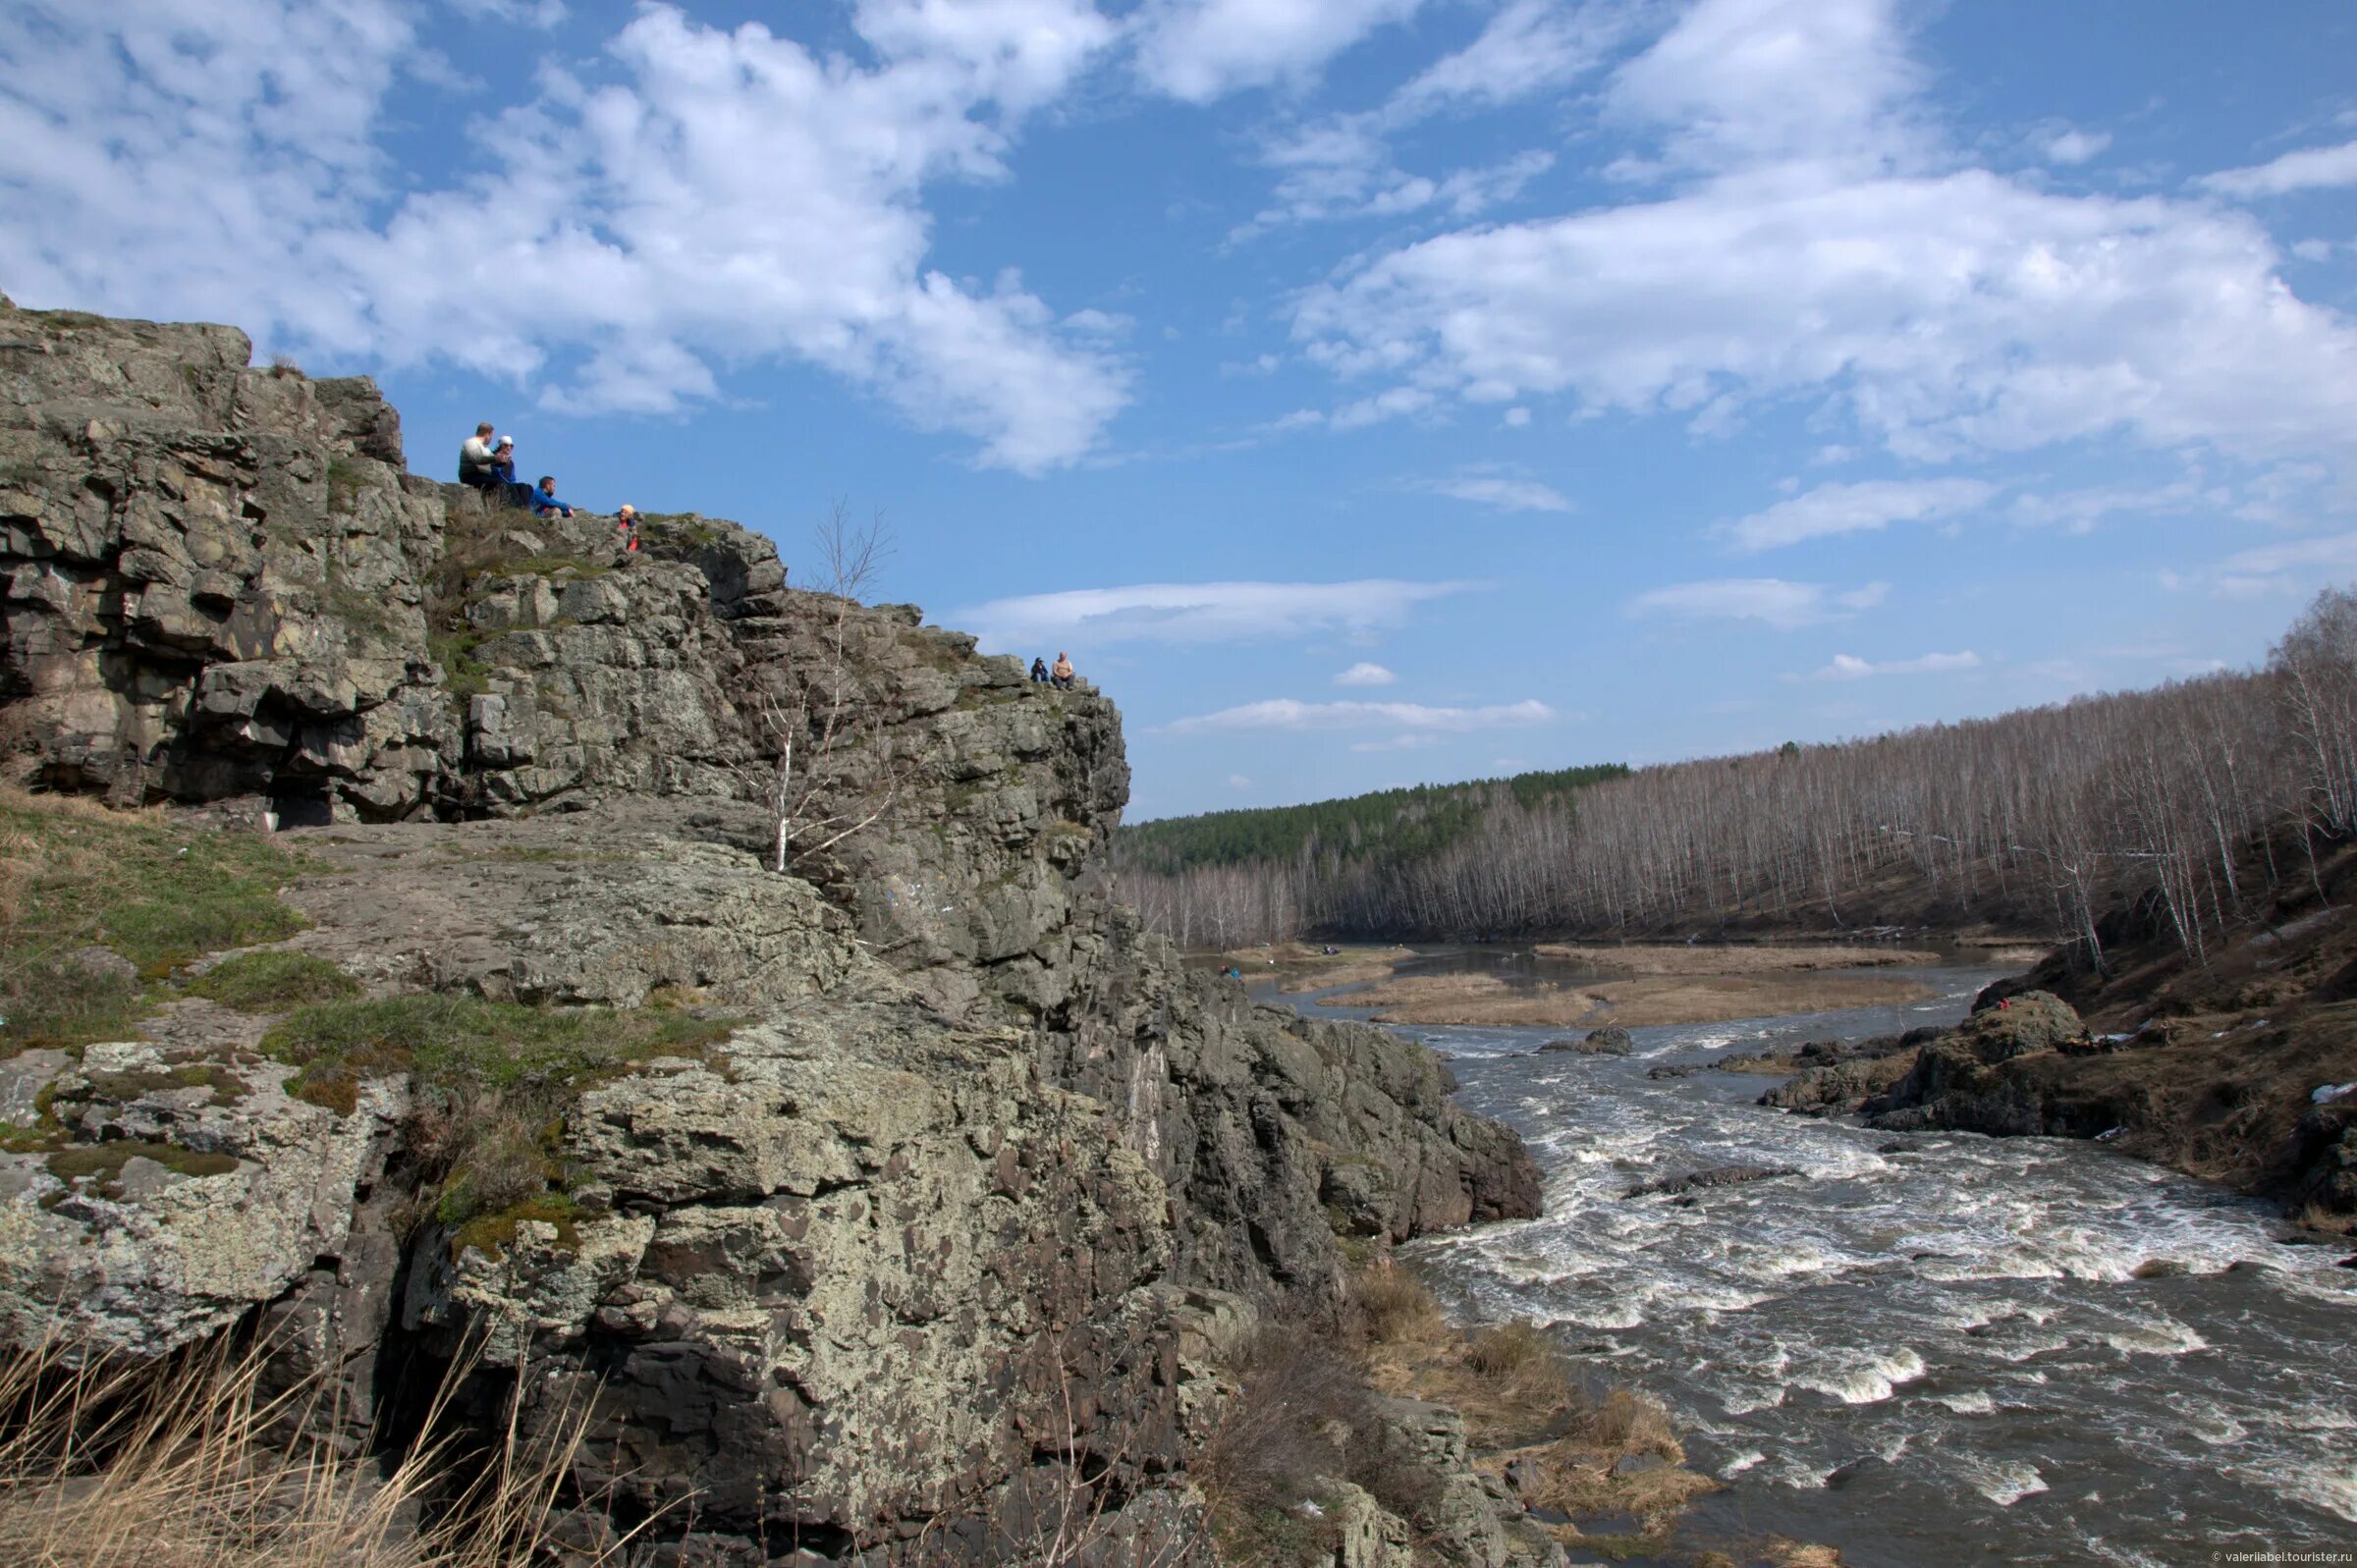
[1230,116,1551,240]
[1419,475,1575,514]
[1130,0,1426,102]
[1607,0,1928,173]
[1166,697,1557,734]
[2160,531,2357,600]
[1334,661,1397,686]
[1626,577,1888,629]
[480,0,569,27]
[957,577,1476,648]
[1503,406,1531,427]
[1723,477,1993,550]
[1228,773,1253,789]
[1808,649,1980,680]
[0,1,1128,471]
[1392,0,1637,116]
[2006,479,2208,534]
[2200,138,2357,199]
[2038,127,2110,166]
[1288,0,2357,469]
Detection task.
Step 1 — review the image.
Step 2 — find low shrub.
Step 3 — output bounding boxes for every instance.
[1198,1325,1444,1559]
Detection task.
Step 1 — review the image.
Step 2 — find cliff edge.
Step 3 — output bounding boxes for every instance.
[0,297,1552,1564]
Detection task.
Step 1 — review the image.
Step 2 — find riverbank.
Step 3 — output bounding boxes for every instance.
[1320,968,1935,1029]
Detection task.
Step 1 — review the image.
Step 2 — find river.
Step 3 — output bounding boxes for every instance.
[1265,952,2357,1567]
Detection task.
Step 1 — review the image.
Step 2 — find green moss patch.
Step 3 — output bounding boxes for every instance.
[264,993,738,1100]
[45,1140,240,1185]
[266,992,740,1227]
[448,1191,584,1262]
[0,791,321,1053]
[187,950,359,1010]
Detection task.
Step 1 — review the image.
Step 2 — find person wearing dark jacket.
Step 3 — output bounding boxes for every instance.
[528,475,576,518]
[1029,657,1049,683]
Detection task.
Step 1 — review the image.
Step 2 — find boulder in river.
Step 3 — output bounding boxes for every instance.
[1623,1163,1799,1200]
[1540,1026,1634,1055]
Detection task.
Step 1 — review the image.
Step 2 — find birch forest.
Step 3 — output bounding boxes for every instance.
[1112,588,2357,967]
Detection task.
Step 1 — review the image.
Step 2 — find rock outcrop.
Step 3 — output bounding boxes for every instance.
[0,298,1549,1563]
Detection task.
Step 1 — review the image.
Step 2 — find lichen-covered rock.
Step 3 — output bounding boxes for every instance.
[0,1034,403,1354]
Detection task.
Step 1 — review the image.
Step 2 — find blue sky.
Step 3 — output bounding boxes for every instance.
[6,0,2356,819]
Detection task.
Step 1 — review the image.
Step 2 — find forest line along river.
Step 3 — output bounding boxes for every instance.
[1260,948,2357,1568]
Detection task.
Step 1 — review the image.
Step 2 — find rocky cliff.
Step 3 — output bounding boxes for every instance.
[0,297,1553,1564]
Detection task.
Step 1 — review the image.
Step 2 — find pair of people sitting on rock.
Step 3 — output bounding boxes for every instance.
[1028,654,1077,688]
[461,422,579,518]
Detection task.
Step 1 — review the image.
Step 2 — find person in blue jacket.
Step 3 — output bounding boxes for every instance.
[491,436,532,508]
[528,474,577,518]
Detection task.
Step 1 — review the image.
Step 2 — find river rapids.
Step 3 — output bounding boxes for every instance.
[1275,956,2356,1567]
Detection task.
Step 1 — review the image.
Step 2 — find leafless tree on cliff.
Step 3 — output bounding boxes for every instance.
[734,503,911,873]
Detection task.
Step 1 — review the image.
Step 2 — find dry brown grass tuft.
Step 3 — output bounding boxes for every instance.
[1464,1320,1554,1381]
[1565,1386,1682,1465]
[0,1327,634,1567]
[1348,1262,1446,1348]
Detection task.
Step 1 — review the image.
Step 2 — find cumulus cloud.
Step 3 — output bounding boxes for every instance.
[1417,474,1575,514]
[1165,697,1557,734]
[1626,577,1889,629]
[957,578,1476,648]
[1288,0,2357,465]
[1723,477,1993,550]
[1130,0,1427,102]
[0,1,1128,471]
[1334,662,1397,686]
[2165,531,2357,599]
[1808,649,1981,680]
[2199,138,2357,199]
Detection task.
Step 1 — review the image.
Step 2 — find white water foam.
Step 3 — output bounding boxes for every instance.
[1792,1347,1927,1405]
[1956,1457,2050,1506]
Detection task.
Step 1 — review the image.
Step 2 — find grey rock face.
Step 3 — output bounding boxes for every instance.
[0,300,1547,1563]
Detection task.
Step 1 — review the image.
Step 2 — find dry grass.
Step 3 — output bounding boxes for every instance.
[1341,1266,1714,1548]
[1323,970,1932,1028]
[1464,1320,1555,1380]
[0,1328,635,1567]
[1348,1261,1447,1347]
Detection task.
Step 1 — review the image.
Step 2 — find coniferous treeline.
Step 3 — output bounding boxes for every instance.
[1112,590,2357,965]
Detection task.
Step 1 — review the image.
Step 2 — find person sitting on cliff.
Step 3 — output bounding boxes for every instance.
[528,474,577,519]
[617,503,640,554]
[458,422,500,491]
[1029,656,1050,684]
[490,435,531,508]
[1050,652,1075,690]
